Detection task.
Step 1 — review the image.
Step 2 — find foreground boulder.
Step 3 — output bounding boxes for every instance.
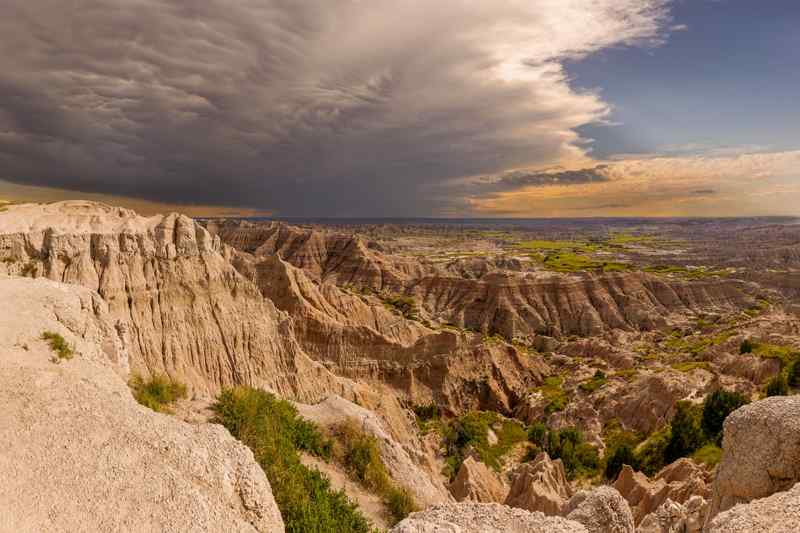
[706,396,800,523]
[504,452,573,514]
[450,456,509,503]
[708,481,800,532]
[390,503,588,533]
[564,486,635,533]
[637,496,706,533]
[0,276,283,532]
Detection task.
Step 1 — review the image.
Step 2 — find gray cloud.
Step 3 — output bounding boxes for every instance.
[492,165,611,190]
[0,1,671,216]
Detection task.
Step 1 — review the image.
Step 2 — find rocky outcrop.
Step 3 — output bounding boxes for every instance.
[565,486,635,533]
[0,276,283,532]
[294,394,452,507]
[413,271,752,340]
[707,481,800,533]
[706,396,800,523]
[504,452,573,515]
[0,201,347,401]
[613,459,711,525]
[450,456,508,503]
[638,496,707,533]
[390,503,588,533]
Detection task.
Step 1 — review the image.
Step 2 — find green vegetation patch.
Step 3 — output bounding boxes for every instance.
[691,443,723,468]
[382,294,419,320]
[578,370,608,393]
[670,361,712,373]
[537,376,568,415]
[538,251,630,273]
[129,375,188,413]
[333,420,418,524]
[527,424,599,480]
[214,387,372,533]
[752,342,798,366]
[41,331,74,361]
[441,411,527,481]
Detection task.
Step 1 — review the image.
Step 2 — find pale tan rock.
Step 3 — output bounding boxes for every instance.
[565,486,635,533]
[708,481,800,533]
[450,456,508,503]
[0,276,283,532]
[390,503,588,533]
[504,452,573,515]
[613,459,711,525]
[0,201,349,402]
[637,496,707,533]
[705,396,800,523]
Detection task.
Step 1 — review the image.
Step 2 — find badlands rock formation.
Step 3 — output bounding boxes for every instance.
[708,481,800,532]
[504,452,573,515]
[0,276,283,532]
[449,456,508,503]
[390,503,588,533]
[0,201,348,401]
[706,395,800,522]
[614,459,712,524]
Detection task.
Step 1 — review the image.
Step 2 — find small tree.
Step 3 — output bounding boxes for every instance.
[739,338,754,354]
[665,402,703,464]
[765,373,789,397]
[701,389,748,444]
[604,443,637,480]
[787,358,800,389]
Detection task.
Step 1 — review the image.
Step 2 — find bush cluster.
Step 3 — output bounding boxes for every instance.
[41,331,74,361]
[526,423,599,480]
[129,375,188,413]
[333,420,417,524]
[602,388,748,479]
[213,387,372,533]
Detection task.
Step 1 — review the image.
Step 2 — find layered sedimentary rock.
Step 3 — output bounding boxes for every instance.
[638,496,707,533]
[228,246,548,414]
[0,201,347,401]
[0,276,283,532]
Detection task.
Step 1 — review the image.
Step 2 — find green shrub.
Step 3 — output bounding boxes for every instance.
[442,411,526,480]
[604,443,637,480]
[213,388,372,533]
[129,375,188,413]
[701,389,748,444]
[635,425,670,477]
[41,331,74,361]
[527,422,548,448]
[765,373,789,397]
[579,370,607,393]
[537,376,568,415]
[537,426,599,480]
[739,338,754,354]
[413,403,440,421]
[664,401,703,464]
[788,358,800,388]
[333,419,418,524]
[691,443,723,468]
[383,295,418,320]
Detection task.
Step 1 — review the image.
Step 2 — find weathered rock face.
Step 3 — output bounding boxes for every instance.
[413,271,752,340]
[230,249,548,415]
[0,276,283,532]
[708,481,800,533]
[706,396,800,523]
[638,496,707,533]
[0,201,348,401]
[204,219,430,291]
[390,503,589,533]
[504,452,573,515]
[564,486,635,533]
[613,459,711,525]
[294,394,452,507]
[450,456,508,503]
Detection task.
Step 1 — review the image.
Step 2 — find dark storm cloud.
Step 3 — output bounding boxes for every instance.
[493,165,611,190]
[0,1,671,216]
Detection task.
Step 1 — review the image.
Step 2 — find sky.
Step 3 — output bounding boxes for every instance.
[0,0,798,217]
